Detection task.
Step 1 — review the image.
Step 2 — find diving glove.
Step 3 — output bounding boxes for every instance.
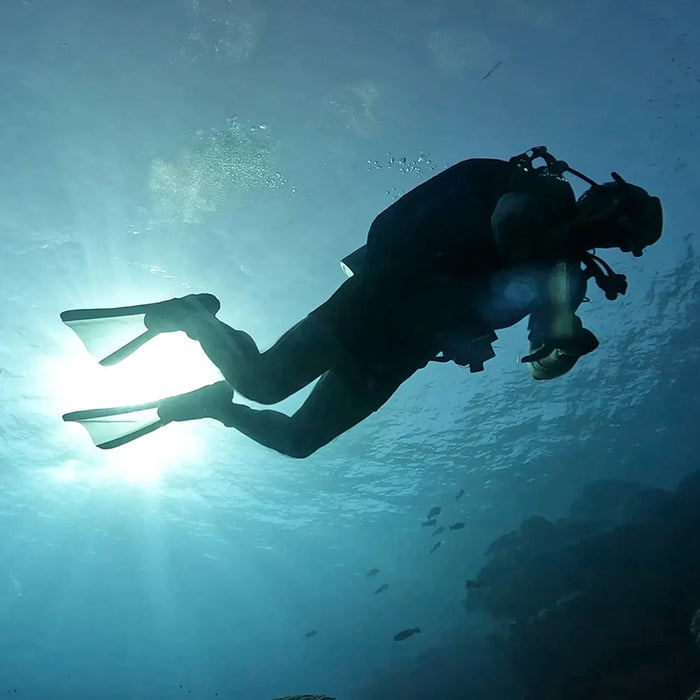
[522,326,599,364]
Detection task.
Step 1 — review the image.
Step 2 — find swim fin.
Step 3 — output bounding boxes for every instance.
[60,294,220,366]
[62,399,167,449]
[62,381,233,449]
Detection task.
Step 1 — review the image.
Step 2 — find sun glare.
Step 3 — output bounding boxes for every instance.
[48,331,224,488]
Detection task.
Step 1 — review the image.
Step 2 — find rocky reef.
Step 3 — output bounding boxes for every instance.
[465,471,700,699]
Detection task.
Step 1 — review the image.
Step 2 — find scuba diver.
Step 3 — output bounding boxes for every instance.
[61,146,663,458]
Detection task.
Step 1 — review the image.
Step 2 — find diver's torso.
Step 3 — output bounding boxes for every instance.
[464,263,588,331]
[365,158,514,279]
[361,156,585,337]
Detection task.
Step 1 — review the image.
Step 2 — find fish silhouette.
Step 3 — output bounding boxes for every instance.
[394,627,421,641]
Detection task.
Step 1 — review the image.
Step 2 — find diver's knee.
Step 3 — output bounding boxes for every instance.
[284,430,323,459]
[285,438,320,459]
[238,380,289,406]
[286,444,317,459]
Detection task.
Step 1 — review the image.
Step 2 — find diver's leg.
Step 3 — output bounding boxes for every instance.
[160,367,404,458]
[145,280,365,404]
[178,312,347,405]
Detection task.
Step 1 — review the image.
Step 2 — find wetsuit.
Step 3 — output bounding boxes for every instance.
[62,151,659,456]
[308,158,587,392]
[147,157,596,458]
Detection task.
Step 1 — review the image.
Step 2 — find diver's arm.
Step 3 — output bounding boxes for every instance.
[523,262,599,380]
[491,174,581,263]
[525,345,581,380]
[491,193,578,263]
[524,326,599,380]
[524,319,599,380]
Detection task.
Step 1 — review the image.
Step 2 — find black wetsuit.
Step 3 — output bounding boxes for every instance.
[309,158,586,390]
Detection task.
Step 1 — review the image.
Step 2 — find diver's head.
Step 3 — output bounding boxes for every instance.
[574,174,663,256]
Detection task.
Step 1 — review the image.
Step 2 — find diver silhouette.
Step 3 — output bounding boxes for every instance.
[61,147,663,457]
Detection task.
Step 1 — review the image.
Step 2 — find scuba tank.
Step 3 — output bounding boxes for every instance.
[342,146,659,299]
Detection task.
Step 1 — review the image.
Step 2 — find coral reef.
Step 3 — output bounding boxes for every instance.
[465,471,700,699]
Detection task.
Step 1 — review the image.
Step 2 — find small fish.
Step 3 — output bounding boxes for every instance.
[304,629,317,638]
[394,627,421,642]
[432,526,445,537]
[374,583,389,595]
[455,489,465,500]
[427,506,441,519]
[480,60,502,81]
[449,522,465,530]
[366,568,380,577]
[430,541,442,554]
[465,579,482,589]
[10,576,22,598]
[421,519,437,527]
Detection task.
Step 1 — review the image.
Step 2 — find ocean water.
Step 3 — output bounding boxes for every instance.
[0,0,698,698]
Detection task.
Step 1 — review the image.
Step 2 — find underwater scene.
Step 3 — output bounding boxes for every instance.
[1,0,699,698]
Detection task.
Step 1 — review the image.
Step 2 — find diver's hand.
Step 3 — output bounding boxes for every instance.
[521,327,599,363]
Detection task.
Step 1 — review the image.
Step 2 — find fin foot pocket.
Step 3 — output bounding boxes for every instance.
[157,381,234,423]
[62,381,233,449]
[60,293,221,365]
[143,293,220,334]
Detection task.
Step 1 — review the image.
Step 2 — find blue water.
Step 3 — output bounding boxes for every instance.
[0,0,698,698]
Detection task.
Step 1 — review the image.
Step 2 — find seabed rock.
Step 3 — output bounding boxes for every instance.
[465,471,700,699]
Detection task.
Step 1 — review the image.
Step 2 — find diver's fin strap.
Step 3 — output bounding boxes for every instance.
[580,252,628,300]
